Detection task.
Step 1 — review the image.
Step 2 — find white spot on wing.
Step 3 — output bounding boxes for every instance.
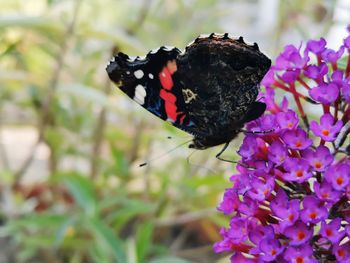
[148,73,154,79]
[134,70,144,79]
[133,84,146,105]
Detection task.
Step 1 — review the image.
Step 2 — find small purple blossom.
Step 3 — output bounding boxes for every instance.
[333,242,350,262]
[281,128,312,150]
[319,218,345,243]
[306,37,327,55]
[284,245,317,263]
[324,163,350,191]
[283,157,312,183]
[284,221,312,246]
[268,140,287,165]
[302,145,333,172]
[309,82,339,104]
[300,195,327,224]
[303,63,328,80]
[275,45,309,70]
[217,188,240,215]
[259,238,284,261]
[310,113,343,141]
[321,46,345,64]
[313,180,341,202]
[238,136,257,160]
[276,109,299,130]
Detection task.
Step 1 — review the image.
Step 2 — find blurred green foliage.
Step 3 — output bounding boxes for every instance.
[0,0,345,262]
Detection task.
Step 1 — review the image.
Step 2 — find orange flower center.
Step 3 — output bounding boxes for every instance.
[314,161,322,169]
[322,129,330,136]
[271,249,277,256]
[321,193,329,198]
[297,231,306,240]
[337,249,345,257]
[326,229,333,237]
[336,177,344,185]
[296,170,303,177]
[309,212,317,219]
[296,256,304,263]
[295,141,302,147]
[288,214,294,221]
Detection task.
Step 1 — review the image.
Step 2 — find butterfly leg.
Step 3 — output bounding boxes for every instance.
[215,142,237,163]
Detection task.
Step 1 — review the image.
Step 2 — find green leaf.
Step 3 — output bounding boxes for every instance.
[89,218,127,263]
[136,222,154,263]
[62,173,97,217]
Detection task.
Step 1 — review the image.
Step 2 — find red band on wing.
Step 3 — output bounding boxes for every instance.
[159,64,186,123]
[159,68,173,90]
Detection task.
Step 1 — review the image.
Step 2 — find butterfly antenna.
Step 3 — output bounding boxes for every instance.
[139,139,192,167]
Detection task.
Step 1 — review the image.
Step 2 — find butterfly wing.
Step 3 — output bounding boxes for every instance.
[106,46,197,134]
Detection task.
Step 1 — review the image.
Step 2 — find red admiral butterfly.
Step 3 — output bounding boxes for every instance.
[106,33,271,160]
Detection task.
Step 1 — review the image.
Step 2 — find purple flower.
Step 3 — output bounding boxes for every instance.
[238,136,257,160]
[302,145,334,172]
[268,141,287,165]
[321,46,345,64]
[283,158,312,183]
[284,221,312,246]
[303,63,328,80]
[284,245,317,263]
[275,45,309,70]
[238,196,258,216]
[306,37,327,55]
[214,27,350,262]
[217,188,240,215]
[325,163,350,191]
[280,69,300,84]
[247,114,277,134]
[259,238,284,262]
[342,81,350,103]
[270,189,299,230]
[309,82,339,104]
[300,195,327,224]
[314,180,341,202]
[281,128,312,150]
[333,242,350,262]
[247,176,275,201]
[276,109,299,130]
[320,218,345,243]
[310,114,343,141]
[249,225,275,248]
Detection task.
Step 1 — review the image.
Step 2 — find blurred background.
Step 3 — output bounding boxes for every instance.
[0,0,349,262]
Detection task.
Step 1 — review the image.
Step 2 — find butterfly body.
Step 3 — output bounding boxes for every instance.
[106,33,271,150]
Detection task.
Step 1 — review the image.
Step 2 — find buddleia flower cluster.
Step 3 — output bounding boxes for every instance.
[214,26,350,262]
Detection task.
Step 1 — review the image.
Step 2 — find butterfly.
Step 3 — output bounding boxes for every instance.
[106,33,271,162]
